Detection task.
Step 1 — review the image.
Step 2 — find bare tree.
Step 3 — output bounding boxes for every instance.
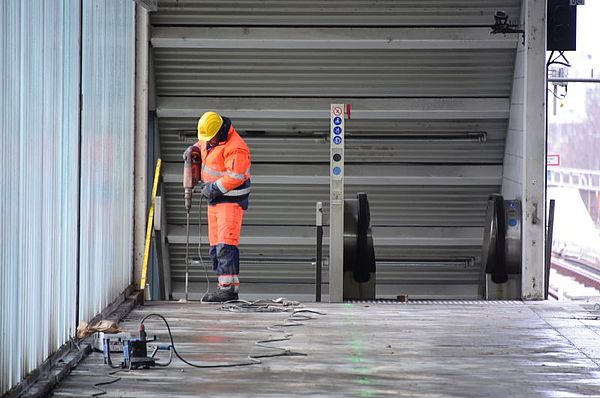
[549,84,600,170]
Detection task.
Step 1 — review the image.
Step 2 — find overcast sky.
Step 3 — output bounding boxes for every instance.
[549,1,599,123]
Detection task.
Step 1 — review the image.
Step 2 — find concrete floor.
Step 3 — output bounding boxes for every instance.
[52,300,600,397]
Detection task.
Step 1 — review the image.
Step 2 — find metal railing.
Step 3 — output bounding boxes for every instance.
[547,167,600,192]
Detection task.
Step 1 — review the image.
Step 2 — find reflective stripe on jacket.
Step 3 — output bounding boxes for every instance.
[195,123,251,209]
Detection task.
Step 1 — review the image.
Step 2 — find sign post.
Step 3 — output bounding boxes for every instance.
[329,104,345,302]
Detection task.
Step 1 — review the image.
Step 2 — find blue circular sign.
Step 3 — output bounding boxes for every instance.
[332,167,342,176]
[333,126,342,135]
[333,116,342,126]
[508,219,517,227]
[333,136,342,145]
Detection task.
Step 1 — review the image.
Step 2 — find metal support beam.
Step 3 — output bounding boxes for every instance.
[166,225,483,247]
[521,0,546,300]
[153,195,171,300]
[151,27,517,50]
[548,167,600,192]
[548,78,600,84]
[134,5,149,287]
[167,225,324,246]
[157,97,510,120]
[329,104,345,303]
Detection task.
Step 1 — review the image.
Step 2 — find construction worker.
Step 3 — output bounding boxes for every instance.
[184,111,251,302]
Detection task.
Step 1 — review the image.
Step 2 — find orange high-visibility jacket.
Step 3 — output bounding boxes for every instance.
[194,122,251,209]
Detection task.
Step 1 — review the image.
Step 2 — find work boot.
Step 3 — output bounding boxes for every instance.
[202,287,239,303]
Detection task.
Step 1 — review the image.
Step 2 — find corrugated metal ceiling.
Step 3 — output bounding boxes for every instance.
[152,0,521,27]
[153,48,514,97]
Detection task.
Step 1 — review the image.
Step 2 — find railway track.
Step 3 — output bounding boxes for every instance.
[550,256,600,300]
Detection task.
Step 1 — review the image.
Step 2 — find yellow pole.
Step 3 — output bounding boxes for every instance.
[140,158,162,293]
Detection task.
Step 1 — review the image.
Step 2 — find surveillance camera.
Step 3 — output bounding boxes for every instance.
[495,11,508,19]
[494,11,508,25]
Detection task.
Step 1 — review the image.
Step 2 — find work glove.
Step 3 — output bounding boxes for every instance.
[200,182,223,200]
[182,145,197,161]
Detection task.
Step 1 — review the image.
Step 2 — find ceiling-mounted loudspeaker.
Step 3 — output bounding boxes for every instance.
[547,0,577,51]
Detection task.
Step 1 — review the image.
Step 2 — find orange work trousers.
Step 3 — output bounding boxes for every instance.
[207,202,244,246]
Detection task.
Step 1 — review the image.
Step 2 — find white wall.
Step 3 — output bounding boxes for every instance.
[0,1,80,394]
[0,0,136,394]
[502,46,526,200]
[78,0,136,321]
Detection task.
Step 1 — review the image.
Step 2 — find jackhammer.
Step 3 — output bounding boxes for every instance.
[183,145,202,212]
[182,145,202,301]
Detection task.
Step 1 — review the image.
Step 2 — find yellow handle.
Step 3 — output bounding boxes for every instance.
[140,158,162,291]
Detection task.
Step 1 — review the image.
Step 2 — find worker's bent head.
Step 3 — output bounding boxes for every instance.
[197,111,223,141]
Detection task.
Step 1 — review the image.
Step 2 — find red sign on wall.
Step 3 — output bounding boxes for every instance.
[547,154,561,166]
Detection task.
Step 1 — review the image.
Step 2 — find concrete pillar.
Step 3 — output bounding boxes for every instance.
[134,6,149,287]
[521,0,547,299]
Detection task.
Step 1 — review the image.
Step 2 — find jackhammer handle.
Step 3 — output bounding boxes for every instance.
[183,145,202,189]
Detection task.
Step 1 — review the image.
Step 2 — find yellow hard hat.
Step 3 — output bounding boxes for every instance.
[197,111,223,141]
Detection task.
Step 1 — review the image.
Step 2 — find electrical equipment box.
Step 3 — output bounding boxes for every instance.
[94,332,132,353]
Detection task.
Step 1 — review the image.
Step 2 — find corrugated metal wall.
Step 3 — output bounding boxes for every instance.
[0,1,80,394]
[0,1,135,394]
[151,1,519,299]
[78,0,136,322]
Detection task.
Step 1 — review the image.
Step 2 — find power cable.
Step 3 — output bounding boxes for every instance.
[184,189,210,302]
[87,302,323,395]
[91,368,128,397]
[220,299,293,313]
[151,345,173,367]
[91,184,323,393]
[138,312,314,368]
[216,301,325,360]
[196,191,211,302]
[548,87,567,100]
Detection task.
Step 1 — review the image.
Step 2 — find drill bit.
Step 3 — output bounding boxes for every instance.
[184,209,191,302]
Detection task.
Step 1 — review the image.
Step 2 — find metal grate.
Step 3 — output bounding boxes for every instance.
[345,299,524,305]
[409,299,523,305]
